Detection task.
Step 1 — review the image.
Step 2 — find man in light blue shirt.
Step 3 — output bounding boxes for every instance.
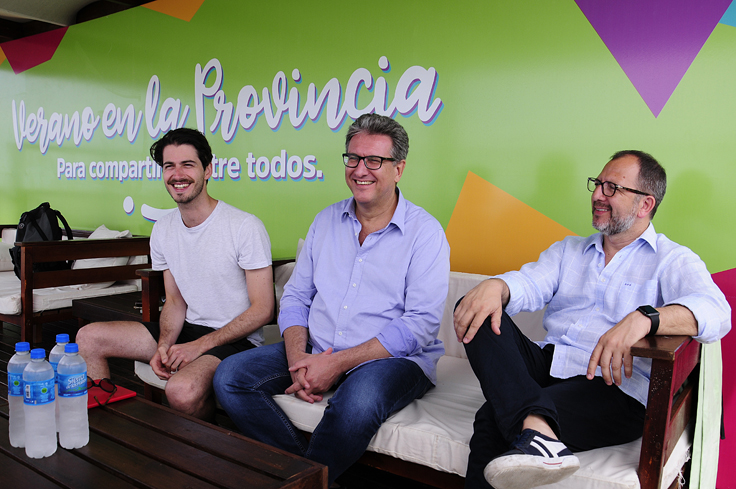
[454,150,730,489]
[214,114,450,485]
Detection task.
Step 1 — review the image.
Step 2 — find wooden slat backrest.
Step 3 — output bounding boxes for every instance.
[3,233,151,344]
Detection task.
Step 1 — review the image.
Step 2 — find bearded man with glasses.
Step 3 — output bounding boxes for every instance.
[454,150,730,489]
[214,113,450,486]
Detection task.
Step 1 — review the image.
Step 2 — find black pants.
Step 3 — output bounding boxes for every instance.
[463,310,646,489]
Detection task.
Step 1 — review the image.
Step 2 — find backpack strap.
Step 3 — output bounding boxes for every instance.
[55,210,74,241]
[29,217,50,241]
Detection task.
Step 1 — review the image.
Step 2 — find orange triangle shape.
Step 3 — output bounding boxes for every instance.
[142,0,205,22]
[446,172,577,275]
[0,47,6,66]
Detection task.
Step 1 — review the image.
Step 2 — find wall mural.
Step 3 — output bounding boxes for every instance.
[1,0,736,485]
[1,0,734,268]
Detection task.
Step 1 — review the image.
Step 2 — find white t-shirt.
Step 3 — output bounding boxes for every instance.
[150,200,272,346]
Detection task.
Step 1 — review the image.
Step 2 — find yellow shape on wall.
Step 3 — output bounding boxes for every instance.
[446,171,577,276]
[142,0,205,22]
[0,47,6,66]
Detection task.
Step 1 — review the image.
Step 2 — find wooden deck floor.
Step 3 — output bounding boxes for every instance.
[1,320,436,489]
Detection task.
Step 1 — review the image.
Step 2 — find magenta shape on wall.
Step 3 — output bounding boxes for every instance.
[1,27,68,74]
[712,267,736,489]
[575,0,732,117]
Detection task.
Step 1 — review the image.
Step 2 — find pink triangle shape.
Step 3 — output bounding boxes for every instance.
[1,27,68,74]
[576,0,732,117]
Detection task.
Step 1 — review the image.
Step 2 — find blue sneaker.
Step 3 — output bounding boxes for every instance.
[483,429,580,489]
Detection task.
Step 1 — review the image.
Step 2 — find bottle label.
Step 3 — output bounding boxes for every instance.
[24,378,55,405]
[7,373,23,397]
[58,372,88,397]
[50,361,59,383]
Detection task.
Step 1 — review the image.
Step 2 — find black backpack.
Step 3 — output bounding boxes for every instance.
[9,202,74,279]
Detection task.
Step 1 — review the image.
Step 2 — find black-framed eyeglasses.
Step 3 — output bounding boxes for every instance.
[587,177,650,197]
[87,377,117,406]
[342,153,396,170]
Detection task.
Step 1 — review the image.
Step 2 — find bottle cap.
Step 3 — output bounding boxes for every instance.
[64,343,79,354]
[30,348,46,360]
[15,341,30,352]
[56,333,70,344]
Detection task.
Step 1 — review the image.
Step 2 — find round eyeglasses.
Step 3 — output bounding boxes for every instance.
[343,153,396,170]
[587,177,649,197]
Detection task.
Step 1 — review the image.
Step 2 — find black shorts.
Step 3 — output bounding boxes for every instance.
[142,321,256,361]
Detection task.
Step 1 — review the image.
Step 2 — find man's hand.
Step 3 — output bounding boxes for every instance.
[453,279,510,343]
[150,340,207,380]
[163,341,207,373]
[586,310,650,386]
[287,348,342,398]
[285,349,320,403]
[285,348,340,404]
[150,345,172,380]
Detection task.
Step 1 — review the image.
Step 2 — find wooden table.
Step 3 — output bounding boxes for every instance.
[0,397,327,488]
[72,292,144,324]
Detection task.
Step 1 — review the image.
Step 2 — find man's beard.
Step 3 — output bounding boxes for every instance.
[592,199,638,236]
[167,178,204,204]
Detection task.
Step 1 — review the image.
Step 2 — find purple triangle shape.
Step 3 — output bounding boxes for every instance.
[576,0,732,117]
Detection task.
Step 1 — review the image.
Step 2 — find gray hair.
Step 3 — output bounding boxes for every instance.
[345,114,409,162]
[610,150,667,218]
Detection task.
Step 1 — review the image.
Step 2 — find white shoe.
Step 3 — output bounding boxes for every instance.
[483,429,580,489]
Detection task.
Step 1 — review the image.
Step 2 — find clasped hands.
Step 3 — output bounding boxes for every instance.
[150,341,206,380]
[286,348,343,404]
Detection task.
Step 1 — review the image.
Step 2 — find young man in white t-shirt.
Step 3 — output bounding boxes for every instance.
[77,128,274,420]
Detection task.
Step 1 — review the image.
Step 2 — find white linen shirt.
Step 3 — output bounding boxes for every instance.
[496,223,731,406]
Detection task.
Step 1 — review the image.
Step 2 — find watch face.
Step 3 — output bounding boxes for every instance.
[638,305,658,316]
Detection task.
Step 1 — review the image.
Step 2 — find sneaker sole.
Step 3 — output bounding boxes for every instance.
[484,454,580,489]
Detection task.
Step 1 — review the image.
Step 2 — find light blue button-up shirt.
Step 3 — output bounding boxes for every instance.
[497,223,731,406]
[278,190,450,384]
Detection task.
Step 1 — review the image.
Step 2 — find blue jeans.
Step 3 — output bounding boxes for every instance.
[213,342,432,485]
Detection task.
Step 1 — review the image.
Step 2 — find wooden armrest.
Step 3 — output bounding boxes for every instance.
[137,268,164,323]
[136,268,163,279]
[633,335,701,489]
[630,335,692,361]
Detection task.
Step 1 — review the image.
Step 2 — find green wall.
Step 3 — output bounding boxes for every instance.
[1,0,734,271]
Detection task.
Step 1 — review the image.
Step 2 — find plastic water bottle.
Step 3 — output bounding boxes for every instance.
[57,343,89,449]
[7,342,31,448]
[49,333,69,432]
[23,348,57,458]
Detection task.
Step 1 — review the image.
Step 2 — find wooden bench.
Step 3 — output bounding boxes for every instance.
[0,225,151,345]
[135,267,699,489]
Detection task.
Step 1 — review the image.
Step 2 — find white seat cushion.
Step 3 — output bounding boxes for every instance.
[0,242,13,271]
[134,359,167,390]
[1,228,17,243]
[71,225,133,289]
[272,355,690,489]
[0,271,139,315]
[440,272,548,359]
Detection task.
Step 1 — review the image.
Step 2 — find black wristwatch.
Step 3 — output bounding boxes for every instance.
[637,305,660,337]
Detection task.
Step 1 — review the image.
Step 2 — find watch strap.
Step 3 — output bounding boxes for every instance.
[637,305,660,337]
